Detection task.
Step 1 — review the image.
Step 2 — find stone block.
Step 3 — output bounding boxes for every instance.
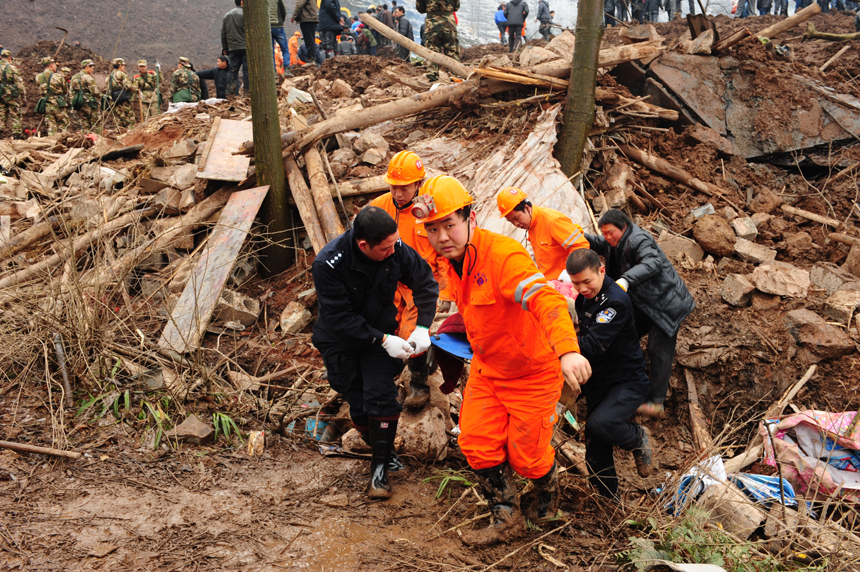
[684,124,736,156]
[843,245,860,278]
[330,148,357,165]
[751,212,772,226]
[754,262,810,298]
[721,206,738,221]
[280,301,312,335]
[286,87,313,105]
[361,147,387,165]
[751,292,780,311]
[810,262,858,296]
[796,322,855,361]
[734,238,776,264]
[785,232,815,258]
[694,215,736,257]
[328,78,354,98]
[785,308,825,338]
[164,139,198,159]
[519,46,561,68]
[750,188,783,214]
[823,290,860,324]
[213,288,261,327]
[166,414,214,444]
[721,274,755,306]
[657,230,705,263]
[353,132,389,154]
[732,217,758,240]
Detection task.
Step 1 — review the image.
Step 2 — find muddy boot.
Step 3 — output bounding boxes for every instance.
[633,426,653,478]
[460,463,525,547]
[366,418,397,500]
[522,462,559,522]
[404,356,430,410]
[359,429,405,472]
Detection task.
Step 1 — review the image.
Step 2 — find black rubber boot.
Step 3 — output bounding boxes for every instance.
[460,463,525,547]
[367,418,397,500]
[359,429,404,472]
[633,426,653,478]
[522,462,559,522]
[403,355,430,410]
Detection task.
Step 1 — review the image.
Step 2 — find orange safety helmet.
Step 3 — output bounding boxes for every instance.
[384,150,425,186]
[496,186,528,217]
[413,175,474,223]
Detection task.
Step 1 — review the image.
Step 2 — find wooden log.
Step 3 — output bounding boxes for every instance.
[0,439,81,460]
[328,175,388,197]
[804,22,860,42]
[289,79,479,153]
[829,232,860,247]
[820,45,851,72]
[304,145,345,242]
[594,89,678,121]
[358,12,471,78]
[84,187,235,288]
[532,43,665,79]
[284,155,327,253]
[617,144,740,210]
[724,443,763,475]
[0,213,70,262]
[781,204,841,228]
[0,207,159,290]
[685,369,712,452]
[757,2,820,39]
[712,28,752,52]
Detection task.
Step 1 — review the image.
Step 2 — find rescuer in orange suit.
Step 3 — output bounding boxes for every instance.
[414,175,592,547]
[496,187,589,280]
[369,151,447,410]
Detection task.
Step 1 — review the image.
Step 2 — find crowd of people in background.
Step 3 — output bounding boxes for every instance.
[604,0,859,25]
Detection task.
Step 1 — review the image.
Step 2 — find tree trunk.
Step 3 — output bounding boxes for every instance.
[556,0,605,177]
[246,0,294,275]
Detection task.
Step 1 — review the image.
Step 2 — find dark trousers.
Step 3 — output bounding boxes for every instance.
[507,25,523,52]
[498,23,508,41]
[320,30,338,58]
[633,306,678,405]
[299,21,323,64]
[584,381,648,498]
[226,49,248,96]
[271,27,290,70]
[538,19,552,39]
[647,9,660,20]
[320,344,405,429]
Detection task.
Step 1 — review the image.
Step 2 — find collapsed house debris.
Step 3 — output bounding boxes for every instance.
[1,9,860,569]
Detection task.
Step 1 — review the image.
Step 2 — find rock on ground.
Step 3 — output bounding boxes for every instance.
[721,274,755,307]
[749,188,783,214]
[693,215,736,257]
[734,238,776,265]
[753,261,809,298]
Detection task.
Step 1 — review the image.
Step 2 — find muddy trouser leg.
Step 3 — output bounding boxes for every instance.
[508,25,522,52]
[227,50,242,96]
[584,383,647,498]
[404,353,430,410]
[646,324,677,405]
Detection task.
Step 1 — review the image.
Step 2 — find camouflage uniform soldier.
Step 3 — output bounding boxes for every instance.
[133,59,160,121]
[70,60,102,131]
[416,0,460,81]
[107,58,136,129]
[35,57,71,135]
[170,57,201,103]
[0,49,26,139]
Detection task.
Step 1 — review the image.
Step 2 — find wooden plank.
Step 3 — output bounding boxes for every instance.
[158,186,269,353]
[197,116,222,173]
[41,147,84,179]
[196,118,252,182]
[685,368,713,452]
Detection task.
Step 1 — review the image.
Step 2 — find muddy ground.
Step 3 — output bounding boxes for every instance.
[2,10,860,571]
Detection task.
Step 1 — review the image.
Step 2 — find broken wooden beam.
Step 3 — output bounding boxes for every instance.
[0,213,70,262]
[723,443,763,474]
[757,2,820,39]
[829,232,860,247]
[532,43,665,79]
[328,175,388,198]
[305,145,345,242]
[712,28,752,52]
[685,369,712,453]
[0,439,82,460]
[359,12,471,78]
[284,155,327,253]
[781,204,841,228]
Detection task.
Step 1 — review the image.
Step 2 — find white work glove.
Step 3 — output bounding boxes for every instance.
[557,269,571,283]
[382,334,414,360]
[616,277,630,291]
[407,326,431,355]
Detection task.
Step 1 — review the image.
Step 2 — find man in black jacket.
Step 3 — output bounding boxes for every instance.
[536,0,551,40]
[318,0,343,60]
[567,249,652,499]
[312,207,439,499]
[393,6,414,59]
[196,56,230,99]
[586,209,695,417]
[221,0,247,96]
[504,0,528,52]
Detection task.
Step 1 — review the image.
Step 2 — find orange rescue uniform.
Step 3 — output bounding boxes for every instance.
[370,193,449,339]
[441,227,580,478]
[528,206,589,280]
[288,35,304,66]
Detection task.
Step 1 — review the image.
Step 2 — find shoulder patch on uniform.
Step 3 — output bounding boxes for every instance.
[595,308,616,324]
[325,251,345,268]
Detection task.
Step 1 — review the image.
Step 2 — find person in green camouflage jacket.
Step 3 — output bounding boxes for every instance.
[0,49,26,139]
[108,58,136,130]
[35,57,70,135]
[134,59,161,121]
[170,57,201,103]
[416,0,460,81]
[70,60,102,132]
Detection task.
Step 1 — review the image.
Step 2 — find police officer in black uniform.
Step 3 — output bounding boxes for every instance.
[312,207,439,500]
[566,249,652,499]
